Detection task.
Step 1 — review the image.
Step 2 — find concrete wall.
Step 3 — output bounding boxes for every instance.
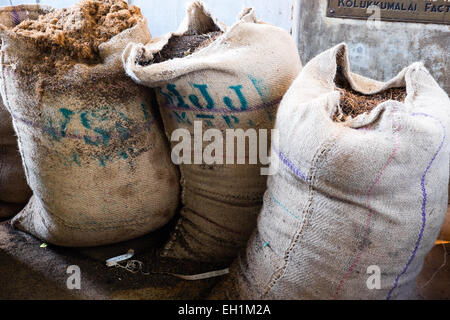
[0,0,295,37]
[294,0,449,94]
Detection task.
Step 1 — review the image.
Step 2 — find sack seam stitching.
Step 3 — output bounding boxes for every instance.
[261,131,341,298]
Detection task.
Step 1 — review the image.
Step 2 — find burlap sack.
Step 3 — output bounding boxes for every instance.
[123,2,301,263]
[0,5,46,219]
[0,11,179,246]
[215,43,450,300]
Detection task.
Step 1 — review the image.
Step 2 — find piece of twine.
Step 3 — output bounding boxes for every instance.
[113,259,151,275]
[419,244,448,289]
[111,259,229,280]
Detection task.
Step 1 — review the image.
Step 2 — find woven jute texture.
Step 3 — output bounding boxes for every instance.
[0,12,179,246]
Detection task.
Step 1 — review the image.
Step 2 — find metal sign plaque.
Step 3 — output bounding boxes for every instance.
[327,0,450,25]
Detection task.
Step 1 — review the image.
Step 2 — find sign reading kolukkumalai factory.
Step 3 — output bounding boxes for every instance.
[327,0,450,25]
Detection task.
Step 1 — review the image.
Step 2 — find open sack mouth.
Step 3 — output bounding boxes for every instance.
[333,65,407,122]
[136,1,224,67]
[326,44,409,123]
[145,31,223,65]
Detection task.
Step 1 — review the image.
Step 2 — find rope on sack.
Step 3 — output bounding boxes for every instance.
[105,249,229,280]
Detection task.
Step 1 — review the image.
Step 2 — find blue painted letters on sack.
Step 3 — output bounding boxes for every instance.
[39,103,152,167]
[158,75,278,128]
[189,84,215,109]
[223,85,248,111]
[158,80,253,113]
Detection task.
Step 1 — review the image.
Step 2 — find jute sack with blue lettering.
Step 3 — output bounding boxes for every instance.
[212,43,450,299]
[123,1,301,264]
[0,5,47,218]
[0,10,179,246]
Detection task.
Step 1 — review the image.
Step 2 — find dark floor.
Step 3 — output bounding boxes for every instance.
[0,221,222,300]
[0,220,449,300]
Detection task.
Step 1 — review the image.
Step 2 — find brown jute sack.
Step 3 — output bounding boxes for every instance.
[0,5,45,218]
[0,2,179,246]
[123,2,301,263]
[213,44,450,300]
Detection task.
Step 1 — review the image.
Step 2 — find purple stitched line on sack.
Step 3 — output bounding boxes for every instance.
[11,9,20,26]
[272,145,307,181]
[334,108,401,299]
[386,112,446,300]
[160,97,281,114]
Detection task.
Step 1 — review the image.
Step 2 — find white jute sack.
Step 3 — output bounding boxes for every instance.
[0,5,46,218]
[123,2,301,263]
[0,14,179,246]
[215,44,450,300]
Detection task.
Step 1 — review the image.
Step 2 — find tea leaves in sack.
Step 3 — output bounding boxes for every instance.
[123,1,302,264]
[0,0,179,246]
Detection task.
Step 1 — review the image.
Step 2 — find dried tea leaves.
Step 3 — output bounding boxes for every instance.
[12,0,143,66]
[334,66,407,122]
[146,31,223,65]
